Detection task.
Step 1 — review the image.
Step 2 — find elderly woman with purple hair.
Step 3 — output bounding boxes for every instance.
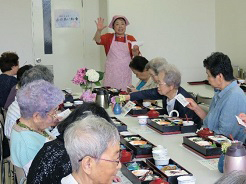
[10,80,64,175]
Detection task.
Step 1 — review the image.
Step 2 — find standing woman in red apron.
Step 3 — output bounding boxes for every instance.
[94,15,140,91]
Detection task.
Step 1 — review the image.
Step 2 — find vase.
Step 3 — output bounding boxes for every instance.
[218,153,225,173]
[113,103,122,115]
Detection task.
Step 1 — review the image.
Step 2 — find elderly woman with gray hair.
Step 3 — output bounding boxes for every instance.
[5,65,54,139]
[61,115,121,184]
[10,80,64,174]
[125,63,201,127]
[145,57,168,83]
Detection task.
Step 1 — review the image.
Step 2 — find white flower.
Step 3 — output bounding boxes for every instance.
[86,69,99,82]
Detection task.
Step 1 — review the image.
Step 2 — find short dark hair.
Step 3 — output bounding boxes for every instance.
[0,52,19,72]
[129,56,149,72]
[17,65,33,81]
[203,52,234,81]
[57,102,113,136]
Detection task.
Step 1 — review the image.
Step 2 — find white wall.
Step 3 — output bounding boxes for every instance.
[215,0,246,71]
[107,0,216,85]
[0,0,33,66]
[0,0,101,93]
[0,0,219,90]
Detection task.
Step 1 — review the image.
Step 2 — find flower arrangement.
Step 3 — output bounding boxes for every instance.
[72,68,104,90]
[221,142,231,154]
[72,68,104,102]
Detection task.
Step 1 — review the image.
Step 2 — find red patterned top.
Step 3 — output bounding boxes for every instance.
[96,33,136,57]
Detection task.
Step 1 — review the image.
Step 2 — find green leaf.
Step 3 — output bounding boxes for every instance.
[94,81,101,86]
[98,71,104,81]
[80,84,87,89]
[115,97,120,103]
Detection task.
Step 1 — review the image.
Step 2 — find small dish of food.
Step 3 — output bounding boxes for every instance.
[129,140,148,145]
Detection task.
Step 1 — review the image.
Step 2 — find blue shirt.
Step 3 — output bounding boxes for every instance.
[136,80,147,90]
[11,124,47,169]
[204,81,246,142]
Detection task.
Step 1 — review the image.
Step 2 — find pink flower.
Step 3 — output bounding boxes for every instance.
[72,68,87,85]
[111,96,116,105]
[80,90,96,102]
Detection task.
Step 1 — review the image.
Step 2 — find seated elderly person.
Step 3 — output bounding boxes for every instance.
[128,56,156,92]
[27,102,120,184]
[145,57,168,83]
[124,64,201,127]
[10,80,64,174]
[4,64,33,109]
[0,51,19,108]
[4,65,54,139]
[62,115,121,184]
[186,52,246,142]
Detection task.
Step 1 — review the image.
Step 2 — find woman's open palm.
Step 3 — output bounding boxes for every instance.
[95,17,107,31]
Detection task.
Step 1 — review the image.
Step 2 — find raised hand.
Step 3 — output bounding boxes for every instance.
[239,113,246,123]
[132,45,140,56]
[186,98,198,111]
[95,17,107,31]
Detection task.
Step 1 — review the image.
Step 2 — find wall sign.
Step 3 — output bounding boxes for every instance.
[55,9,80,28]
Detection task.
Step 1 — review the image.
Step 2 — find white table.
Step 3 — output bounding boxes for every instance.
[181,83,215,98]
[108,110,223,184]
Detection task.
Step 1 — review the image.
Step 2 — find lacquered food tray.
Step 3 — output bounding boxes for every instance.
[120,135,155,158]
[182,135,227,158]
[111,117,127,132]
[128,102,165,116]
[146,158,192,184]
[147,118,197,135]
[128,105,149,116]
[121,161,167,184]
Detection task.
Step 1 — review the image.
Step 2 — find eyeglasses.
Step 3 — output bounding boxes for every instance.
[157,82,167,86]
[47,108,59,119]
[79,153,121,166]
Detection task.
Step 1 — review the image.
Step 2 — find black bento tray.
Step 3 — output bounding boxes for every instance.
[147,104,165,115]
[120,135,155,158]
[111,117,127,132]
[146,158,192,184]
[121,161,166,184]
[128,102,165,116]
[128,106,149,116]
[183,135,222,158]
[147,118,197,135]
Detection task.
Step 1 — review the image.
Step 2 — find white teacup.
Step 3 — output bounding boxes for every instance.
[154,157,170,166]
[177,176,196,184]
[137,116,148,125]
[74,100,83,106]
[152,146,168,160]
[64,102,73,107]
[143,101,151,107]
[183,121,194,126]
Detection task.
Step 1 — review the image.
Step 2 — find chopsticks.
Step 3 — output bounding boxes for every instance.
[140,170,151,181]
[185,114,189,122]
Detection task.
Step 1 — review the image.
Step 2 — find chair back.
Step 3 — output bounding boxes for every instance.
[196,94,212,106]
[15,165,26,184]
